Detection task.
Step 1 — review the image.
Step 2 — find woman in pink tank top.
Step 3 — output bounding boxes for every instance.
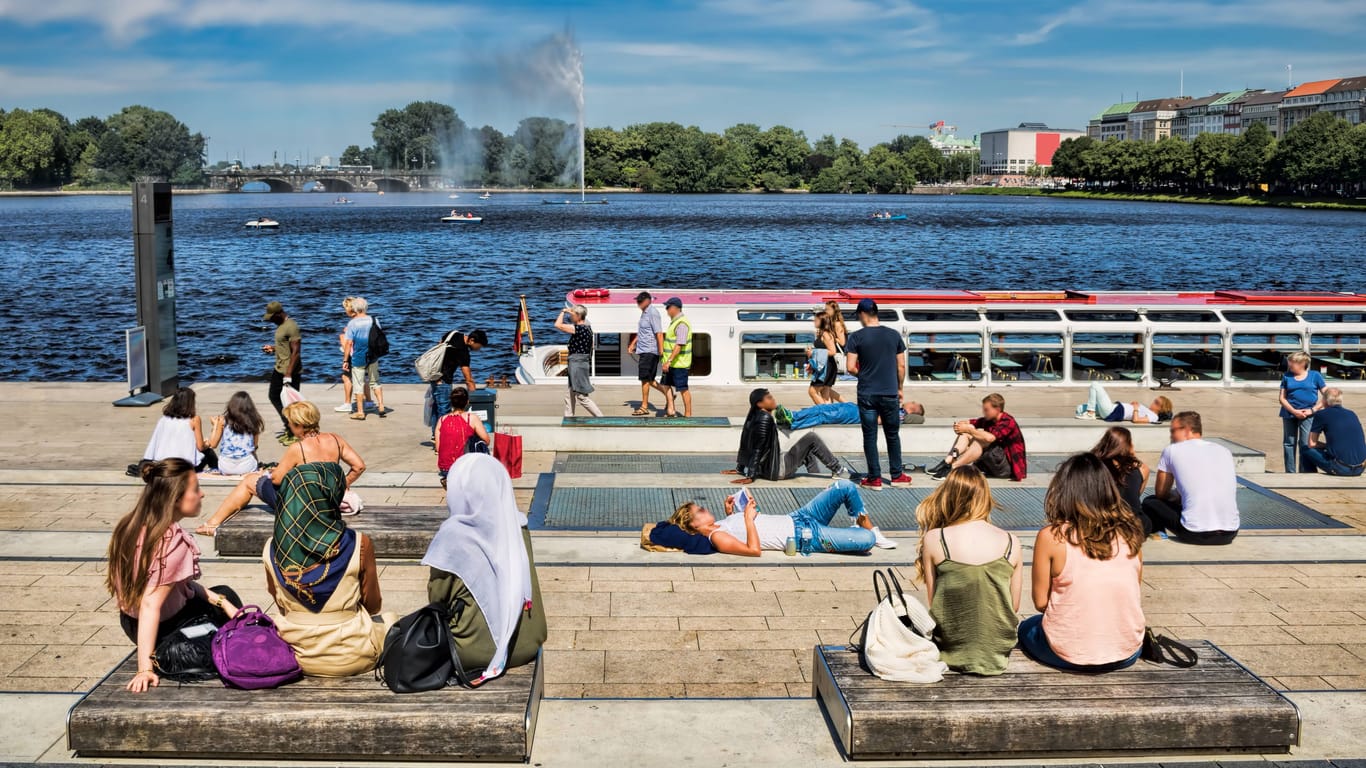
[1019,453,1146,672]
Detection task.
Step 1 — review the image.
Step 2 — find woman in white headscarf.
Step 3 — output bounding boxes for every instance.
[423,453,547,679]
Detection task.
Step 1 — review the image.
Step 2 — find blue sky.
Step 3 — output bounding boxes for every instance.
[1,0,1363,164]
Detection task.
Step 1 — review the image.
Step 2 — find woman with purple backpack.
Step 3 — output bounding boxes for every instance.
[263,462,395,676]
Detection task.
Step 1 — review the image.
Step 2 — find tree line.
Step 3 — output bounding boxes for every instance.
[1051,113,1366,195]
[339,101,978,192]
[0,106,206,189]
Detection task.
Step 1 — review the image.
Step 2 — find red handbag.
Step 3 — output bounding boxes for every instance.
[493,432,523,479]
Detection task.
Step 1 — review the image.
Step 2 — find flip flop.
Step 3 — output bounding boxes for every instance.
[350,414,366,421]
[631,408,651,416]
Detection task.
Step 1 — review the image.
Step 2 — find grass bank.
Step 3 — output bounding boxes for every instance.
[960,187,1366,211]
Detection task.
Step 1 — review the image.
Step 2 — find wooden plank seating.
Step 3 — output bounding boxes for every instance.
[215,506,448,558]
[811,642,1299,760]
[67,651,544,762]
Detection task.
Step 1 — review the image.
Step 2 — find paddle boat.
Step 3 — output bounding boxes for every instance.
[440,211,483,223]
[541,198,609,205]
[244,217,279,229]
[332,197,353,205]
[871,212,907,221]
[448,193,460,199]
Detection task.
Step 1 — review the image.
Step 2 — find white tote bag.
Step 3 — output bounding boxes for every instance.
[855,570,947,684]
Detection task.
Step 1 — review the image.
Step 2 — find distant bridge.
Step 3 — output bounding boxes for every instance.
[205,168,453,193]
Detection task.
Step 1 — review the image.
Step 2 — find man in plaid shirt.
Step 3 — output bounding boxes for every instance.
[926,393,1028,481]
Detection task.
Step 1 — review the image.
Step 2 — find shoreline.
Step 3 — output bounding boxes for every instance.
[959,186,1366,211]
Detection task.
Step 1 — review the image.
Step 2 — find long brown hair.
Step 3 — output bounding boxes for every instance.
[914,466,996,583]
[1091,426,1141,486]
[1044,453,1144,561]
[823,300,847,341]
[105,459,196,610]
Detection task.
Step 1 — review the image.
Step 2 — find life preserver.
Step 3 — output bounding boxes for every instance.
[572,288,611,299]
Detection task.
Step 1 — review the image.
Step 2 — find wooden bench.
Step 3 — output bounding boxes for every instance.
[216,506,447,558]
[67,651,544,762]
[811,642,1299,760]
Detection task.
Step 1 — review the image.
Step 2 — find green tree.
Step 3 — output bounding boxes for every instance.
[1049,136,1093,180]
[372,101,466,170]
[339,145,365,165]
[756,125,809,188]
[1273,111,1352,191]
[1229,122,1275,188]
[511,117,574,187]
[1189,133,1234,189]
[0,109,67,188]
[96,105,205,184]
[943,151,978,182]
[1152,136,1195,188]
[865,144,915,192]
[893,135,944,184]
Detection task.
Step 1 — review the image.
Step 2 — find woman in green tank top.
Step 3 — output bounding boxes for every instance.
[916,467,1023,676]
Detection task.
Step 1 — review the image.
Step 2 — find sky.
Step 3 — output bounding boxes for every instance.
[1,0,1363,165]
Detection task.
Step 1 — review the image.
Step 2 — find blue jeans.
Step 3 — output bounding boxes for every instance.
[1017,615,1140,673]
[430,382,451,436]
[1282,416,1312,472]
[790,480,876,554]
[791,402,859,430]
[1301,445,1365,477]
[857,394,903,480]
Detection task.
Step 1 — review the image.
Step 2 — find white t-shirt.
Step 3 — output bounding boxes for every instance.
[1120,403,1160,422]
[712,512,796,551]
[1156,438,1241,532]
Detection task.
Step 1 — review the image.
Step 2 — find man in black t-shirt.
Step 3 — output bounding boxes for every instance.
[845,299,911,490]
[429,330,488,435]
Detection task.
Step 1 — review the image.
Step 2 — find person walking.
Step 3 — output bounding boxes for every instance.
[660,297,694,418]
[844,298,911,490]
[428,329,487,438]
[343,297,386,421]
[262,301,302,443]
[628,292,667,415]
[555,305,603,417]
[335,297,373,415]
[1278,351,1326,472]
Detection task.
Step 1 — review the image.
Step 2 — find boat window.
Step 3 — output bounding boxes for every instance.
[902,310,980,322]
[593,334,622,377]
[1145,311,1219,323]
[1303,312,1366,323]
[740,332,816,381]
[905,333,982,383]
[691,334,713,377]
[1309,334,1366,380]
[1230,333,1301,381]
[1072,333,1145,382]
[1064,310,1140,322]
[841,310,899,323]
[1223,311,1299,323]
[737,310,816,322]
[983,310,1062,322]
[989,333,1064,382]
[1151,334,1224,382]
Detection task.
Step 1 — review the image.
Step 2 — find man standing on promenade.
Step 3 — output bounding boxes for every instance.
[845,299,911,490]
[628,291,667,415]
[660,297,693,418]
[262,301,302,443]
[1303,388,1366,477]
[1141,411,1240,544]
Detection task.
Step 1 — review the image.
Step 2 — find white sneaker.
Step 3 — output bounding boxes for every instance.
[1074,408,1096,420]
[334,403,354,413]
[872,527,898,549]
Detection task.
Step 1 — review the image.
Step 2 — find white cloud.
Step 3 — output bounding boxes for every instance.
[1011,0,1366,46]
[0,0,482,43]
[597,41,836,73]
[699,0,932,27]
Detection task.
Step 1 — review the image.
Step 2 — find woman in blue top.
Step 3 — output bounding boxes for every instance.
[1279,351,1326,473]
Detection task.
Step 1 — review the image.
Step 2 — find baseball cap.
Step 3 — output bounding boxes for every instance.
[635,291,653,303]
[664,297,683,309]
[856,298,878,315]
[263,301,284,320]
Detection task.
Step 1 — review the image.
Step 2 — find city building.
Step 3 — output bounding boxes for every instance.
[1126,98,1191,141]
[1172,93,1226,140]
[979,123,1086,174]
[1279,79,1342,134]
[1241,90,1288,137]
[1088,102,1138,140]
[1211,90,1260,135]
[1323,76,1366,126]
[930,134,979,156]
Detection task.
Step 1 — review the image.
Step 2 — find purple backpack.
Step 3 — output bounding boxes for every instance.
[211,605,302,689]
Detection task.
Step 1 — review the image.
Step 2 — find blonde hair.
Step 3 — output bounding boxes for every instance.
[1153,395,1174,419]
[1288,351,1311,369]
[669,502,702,534]
[914,466,996,583]
[283,401,321,434]
[983,393,1006,410]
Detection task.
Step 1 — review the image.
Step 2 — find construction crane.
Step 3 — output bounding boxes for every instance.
[883,121,959,136]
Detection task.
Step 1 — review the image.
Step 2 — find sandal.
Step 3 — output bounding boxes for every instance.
[631,407,651,416]
[350,414,366,421]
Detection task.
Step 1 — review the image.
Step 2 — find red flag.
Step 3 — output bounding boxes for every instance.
[514,300,531,355]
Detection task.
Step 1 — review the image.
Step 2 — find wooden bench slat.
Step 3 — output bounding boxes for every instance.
[216,506,449,559]
[840,680,1284,703]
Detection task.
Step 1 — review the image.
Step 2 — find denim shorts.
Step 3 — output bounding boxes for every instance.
[661,366,690,391]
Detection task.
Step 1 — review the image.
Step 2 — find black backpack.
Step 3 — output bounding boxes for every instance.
[367,317,390,364]
[376,601,481,693]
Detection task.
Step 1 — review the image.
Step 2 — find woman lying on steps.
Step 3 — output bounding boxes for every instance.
[657,480,896,556]
[916,466,1022,676]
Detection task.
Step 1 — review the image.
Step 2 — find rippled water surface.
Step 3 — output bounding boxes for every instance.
[2,192,1362,382]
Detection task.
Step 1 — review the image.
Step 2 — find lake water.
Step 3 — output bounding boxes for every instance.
[2,192,1362,383]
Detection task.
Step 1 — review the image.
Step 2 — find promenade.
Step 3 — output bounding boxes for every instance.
[3,380,1366,765]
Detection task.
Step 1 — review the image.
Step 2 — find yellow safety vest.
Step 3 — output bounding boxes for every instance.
[664,315,693,369]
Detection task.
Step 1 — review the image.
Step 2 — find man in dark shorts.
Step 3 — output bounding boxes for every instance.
[927,393,1027,481]
[262,301,302,442]
[660,297,694,417]
[627,291,667,415]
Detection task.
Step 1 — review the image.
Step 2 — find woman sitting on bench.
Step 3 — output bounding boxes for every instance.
[265,462,394,676]
[107,459,242,693]
[197,402,365,536]
[1018,453,1145,673]
[665,480,895,556]
[1075,382,1173,424]
[424,454,548,681]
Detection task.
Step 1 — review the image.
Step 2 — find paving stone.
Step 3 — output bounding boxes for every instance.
[589,616,680,631]
[670,580,753,593]
[1224,643,1366,676]
[0,625,96,645]
[696,630,819,650]
[1191,611,1284,626]
[1259,588,1366,612]
[572,630,699,651]
[0,676,88,692]
[691,566,800,581]
[1181,625,1301,646]
[1277,611,1364,625]
[610,591,780,618]
[678,616,767,631]
[582,683,686,698]
[775,590,878,617]
[541,649,604,684]
[1287,625,1366,644]
[603,650,801,684]
[765,579,838,592]
[543,591,611,617]
[590,580,675,593]
[766,615,857,631]
[589,566,693,582]
[684,682,791,698]
[1273,675,1331,690]
[1321,675,1366,689]
[10,644,127,678]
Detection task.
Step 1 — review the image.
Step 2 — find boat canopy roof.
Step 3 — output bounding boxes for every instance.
[566,288,1366,308]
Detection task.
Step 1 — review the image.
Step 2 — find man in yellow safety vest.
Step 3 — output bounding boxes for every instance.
[660,297,694,417]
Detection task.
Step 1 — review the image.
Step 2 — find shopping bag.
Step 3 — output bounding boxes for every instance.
[493,432,522,479]
[281,385,305,406]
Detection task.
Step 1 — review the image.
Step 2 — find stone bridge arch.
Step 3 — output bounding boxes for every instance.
[259,178,294,193]
[373,177,411,193]
[310,178,355,193]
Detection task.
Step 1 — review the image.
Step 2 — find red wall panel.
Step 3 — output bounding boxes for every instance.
[1035,133,1062,165]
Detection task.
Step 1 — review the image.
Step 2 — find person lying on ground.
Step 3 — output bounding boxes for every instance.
[666,480,896,556]
[925,393,1027,482]
[776,399,925,430]
[1075,382,1173,424]
[196,401,365,536]
[723,388,845,484]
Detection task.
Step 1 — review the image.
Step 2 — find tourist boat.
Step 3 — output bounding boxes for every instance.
[871,214,907,221]
[514,288,1366,388]
[440,213,483,223]
[244,218,279,229]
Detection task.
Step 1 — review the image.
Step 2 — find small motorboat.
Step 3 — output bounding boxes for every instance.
[479,192,492,200]
[332,197,353,205]
[441,212,483,223]
[245,217,280,229]
[448,193,460,199]
[541,199,609,205]
[870,213,907,221]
